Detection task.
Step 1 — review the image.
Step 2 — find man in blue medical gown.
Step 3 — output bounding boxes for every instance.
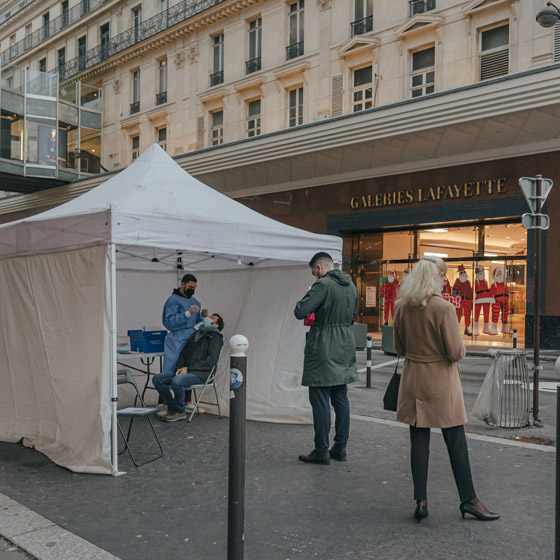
[162,274,207,374]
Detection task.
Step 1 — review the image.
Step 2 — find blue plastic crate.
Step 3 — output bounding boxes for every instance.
[127,329,167,353]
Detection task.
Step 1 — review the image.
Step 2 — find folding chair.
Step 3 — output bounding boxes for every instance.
[116,369,164,467]
[187,363,223,423]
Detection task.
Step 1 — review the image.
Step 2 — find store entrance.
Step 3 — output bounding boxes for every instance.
[345,222,527,348]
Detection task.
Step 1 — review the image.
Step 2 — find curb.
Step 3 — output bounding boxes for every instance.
[0,493,120,560]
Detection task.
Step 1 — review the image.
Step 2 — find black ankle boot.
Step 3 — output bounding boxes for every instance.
[414,500,428,523]
[298,450,330,465]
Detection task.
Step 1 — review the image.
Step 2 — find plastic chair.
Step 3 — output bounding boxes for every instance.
[187,364,223,423]
[116,369,164,467]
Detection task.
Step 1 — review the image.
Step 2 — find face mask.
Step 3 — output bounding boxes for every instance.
[202,316,213,327]
[185,288,195,298]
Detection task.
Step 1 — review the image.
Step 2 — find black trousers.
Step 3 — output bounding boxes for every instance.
[409,425,476,503]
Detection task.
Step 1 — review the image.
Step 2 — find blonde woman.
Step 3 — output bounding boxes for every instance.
[393,256,499,523]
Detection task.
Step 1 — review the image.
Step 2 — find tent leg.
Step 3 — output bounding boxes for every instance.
[110,243,119,475]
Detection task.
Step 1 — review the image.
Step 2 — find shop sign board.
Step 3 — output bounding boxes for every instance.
[366,286,376,307]
[518,177,553,214]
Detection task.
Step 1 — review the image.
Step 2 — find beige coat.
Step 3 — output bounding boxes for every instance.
[393,294,467,428]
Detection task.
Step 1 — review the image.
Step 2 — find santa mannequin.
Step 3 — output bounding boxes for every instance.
[453,264,473,336]
[441,276,451,296]
[489,266,513,335]
[473,265,494,336]
[380,269,398,326]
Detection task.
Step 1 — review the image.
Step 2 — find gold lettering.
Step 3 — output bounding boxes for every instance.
[427,187,436,201]
[464,182,473,197]
[436,185,444,200]
[488,179,496,194]
[383,192,392,206]
[474,181,482,196]
[453,184,461,197]
[375,193,383,207]
[365,194,372,207]
[406,190,414,203]
[444,185,454,199]
[497,178,506,193]
[351,197,359,209]
[398,191,405,204]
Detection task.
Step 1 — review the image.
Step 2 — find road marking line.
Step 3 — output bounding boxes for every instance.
[351,414,555,453]
[358,359,398,373]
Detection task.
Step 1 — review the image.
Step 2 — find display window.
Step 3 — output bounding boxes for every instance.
[347,222,527,347]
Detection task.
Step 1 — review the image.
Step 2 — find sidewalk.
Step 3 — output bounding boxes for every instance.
[0,406,554,560]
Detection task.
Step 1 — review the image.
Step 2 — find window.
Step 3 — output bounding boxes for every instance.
[78,36,87,71]
[409,0,436,17]
[39,58,47,73]
[411,47,434,98]
[247,17,262,74]
[25,24,32,49]
[58,47,66,78]
[100,23,110,60]
[352,66,373,112]
[352,0,373,36]
[210,110,224,145]
[287,0,304,60]
[480,24,509,80]
[211,33,224,86]
[288,86,303,127]
[247,99,261,137]
[43,13,50,39]
[157,59,167,104]
[133,7,142,43]
[61,1,69,27]
[131,70,140,113]
[9,34,16,57]
[132,135,140,160]
[158,127,167,150]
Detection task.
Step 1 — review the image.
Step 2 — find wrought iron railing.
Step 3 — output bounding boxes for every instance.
[156,91,167,105]
[130,101,140,114]
[1,0,110,65]
[286,41,304,61]
[245,57,262,74]
[409,0,436,17]
[210,70,224,87]
[351,15,373,36]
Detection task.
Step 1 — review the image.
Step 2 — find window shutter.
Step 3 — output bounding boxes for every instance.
[196,116,205,149]
[331,75,343,117]
[480,49,508,80]
[554,22,560,63]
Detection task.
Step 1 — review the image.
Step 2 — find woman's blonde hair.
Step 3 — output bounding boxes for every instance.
[397,256,447,308]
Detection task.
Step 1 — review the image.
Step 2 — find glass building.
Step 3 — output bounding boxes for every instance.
[0,63,101,193]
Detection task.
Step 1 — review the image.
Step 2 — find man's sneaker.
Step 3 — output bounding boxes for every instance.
[163,411,187,422]
[186,403,206,413]
[156,405,168,417]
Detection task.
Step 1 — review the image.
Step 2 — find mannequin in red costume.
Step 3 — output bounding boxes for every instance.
[441,276,451,296]
[380,269,398,325]
[473,265,494,336]
[453,264,473,336]
[488,266,513,335]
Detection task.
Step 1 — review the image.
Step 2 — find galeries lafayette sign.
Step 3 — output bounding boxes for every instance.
[350,178,507,210]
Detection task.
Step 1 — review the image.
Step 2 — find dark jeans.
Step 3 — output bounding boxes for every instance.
[152,372,202,413]
[308,385,350,454]
[409,425,476,503]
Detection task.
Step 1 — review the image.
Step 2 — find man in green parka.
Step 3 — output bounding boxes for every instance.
[294,252,358,465]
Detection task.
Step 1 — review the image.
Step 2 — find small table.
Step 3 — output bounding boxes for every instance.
[117,351,164,402]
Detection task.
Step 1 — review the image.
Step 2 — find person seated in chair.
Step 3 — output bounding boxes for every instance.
[152,313,224,422]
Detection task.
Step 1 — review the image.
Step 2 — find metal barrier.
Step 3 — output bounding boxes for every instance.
[471,349,531,428]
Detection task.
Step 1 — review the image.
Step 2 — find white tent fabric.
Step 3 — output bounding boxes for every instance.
[0,144,343,475]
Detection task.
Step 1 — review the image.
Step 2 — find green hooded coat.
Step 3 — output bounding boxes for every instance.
[294,269,358,387]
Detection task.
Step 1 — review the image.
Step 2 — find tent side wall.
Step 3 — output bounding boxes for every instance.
[0,245,113,474]
[116,265,314,424]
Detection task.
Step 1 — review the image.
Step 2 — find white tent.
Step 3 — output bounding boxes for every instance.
[0,144,342,475]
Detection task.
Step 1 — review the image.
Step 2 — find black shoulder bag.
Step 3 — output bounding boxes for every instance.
[383,357,401,412]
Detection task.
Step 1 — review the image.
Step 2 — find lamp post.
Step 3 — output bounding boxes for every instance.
[536,2,560,27]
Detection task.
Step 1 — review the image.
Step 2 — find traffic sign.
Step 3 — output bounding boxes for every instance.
[521,213,550,230]
[518,177,553,213]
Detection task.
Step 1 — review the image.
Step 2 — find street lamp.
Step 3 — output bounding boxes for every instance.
[536,2,560,27]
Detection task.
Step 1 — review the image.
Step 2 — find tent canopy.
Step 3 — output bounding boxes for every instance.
[0,144,341,267]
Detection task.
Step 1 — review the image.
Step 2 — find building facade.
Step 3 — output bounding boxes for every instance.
[0,0,559,347]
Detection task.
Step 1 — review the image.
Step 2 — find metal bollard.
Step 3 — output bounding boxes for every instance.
[228,335,249,560]
[513,329,517,349]
[366,336,372,388]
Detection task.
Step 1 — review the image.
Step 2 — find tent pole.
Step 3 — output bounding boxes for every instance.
[110,243,119,475]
